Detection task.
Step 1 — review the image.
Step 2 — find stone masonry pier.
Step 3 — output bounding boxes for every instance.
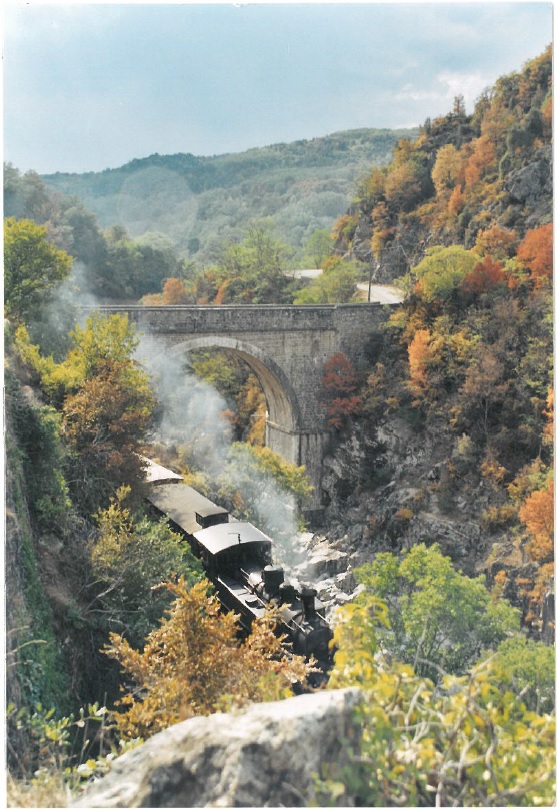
[96,303,390,513]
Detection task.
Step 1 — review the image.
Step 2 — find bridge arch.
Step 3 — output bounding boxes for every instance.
[96,302,390,516]
[167,335,304,467]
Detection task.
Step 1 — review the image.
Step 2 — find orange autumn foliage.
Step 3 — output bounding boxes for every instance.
[462,255,506,296]
[474,224,518,261]
[519,479,554,563]
[407,329,437,399]
[463,136,497,187]
[162,277,188,304]
[447,184,465,217]
[105,578,312,740]
[516,223,553,287]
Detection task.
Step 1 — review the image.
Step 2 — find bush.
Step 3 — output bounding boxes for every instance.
[354,543,520,678]
[317,594,556,807]
[104,578,313,739]
[89,488,204,649]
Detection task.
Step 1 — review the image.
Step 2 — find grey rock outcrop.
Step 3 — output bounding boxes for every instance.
[505,145,552,203]
[71,688,363,808]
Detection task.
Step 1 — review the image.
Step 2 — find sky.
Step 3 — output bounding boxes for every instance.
[3,2,553,175]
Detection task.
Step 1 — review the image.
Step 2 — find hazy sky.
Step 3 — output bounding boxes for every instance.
[3,2,553,175]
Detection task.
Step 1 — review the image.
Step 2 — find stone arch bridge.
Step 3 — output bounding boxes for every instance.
[97,303,389,514]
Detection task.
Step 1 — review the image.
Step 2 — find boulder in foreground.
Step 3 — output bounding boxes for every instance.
[72,687,363,808]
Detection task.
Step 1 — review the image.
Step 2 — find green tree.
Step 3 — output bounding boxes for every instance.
[494,635,555,714]
[303,228,334,268]
[61,202,107,270]
[67,312,144,382]
[293,264,358,304]
[411,245,478,303]
[17,312,159,513]
[189,348,247,402]
[214,225,295,304]
[104,230,181,299]
[62,360,155,514]
[18,312,148,408]
[89,488,203,648]
[239,444,313,504]
[320,594,555,808]
[355,543,520,678]
[4,217,73,323]
[4,167,56,224]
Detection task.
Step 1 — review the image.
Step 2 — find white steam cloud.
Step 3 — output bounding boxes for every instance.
[135,334,306,573]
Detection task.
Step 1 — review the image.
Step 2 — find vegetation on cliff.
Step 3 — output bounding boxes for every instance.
[320,584,555,807]
[333,46,552,280]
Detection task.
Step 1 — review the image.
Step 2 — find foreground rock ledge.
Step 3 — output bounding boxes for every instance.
[72,688,363,808]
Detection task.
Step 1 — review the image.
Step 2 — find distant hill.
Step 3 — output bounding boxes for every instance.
[41,128,417,263]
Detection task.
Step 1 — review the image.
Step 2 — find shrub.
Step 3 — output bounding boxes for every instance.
[104,578,312,739]
[317,593,555,807]
[353,543,520,678]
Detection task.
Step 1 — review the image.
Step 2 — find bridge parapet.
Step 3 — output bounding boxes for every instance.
[94,302,383,335]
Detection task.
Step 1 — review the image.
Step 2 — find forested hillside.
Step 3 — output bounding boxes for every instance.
[333,46,552,281]
[39,128,416,264]
[319,45,553,639]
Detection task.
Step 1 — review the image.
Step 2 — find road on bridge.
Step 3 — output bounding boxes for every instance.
[286,269,403,305]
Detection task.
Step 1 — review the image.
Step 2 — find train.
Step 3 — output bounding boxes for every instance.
[144,458,334,676]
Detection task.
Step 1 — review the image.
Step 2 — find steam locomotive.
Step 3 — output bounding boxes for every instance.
[144,459,334,675]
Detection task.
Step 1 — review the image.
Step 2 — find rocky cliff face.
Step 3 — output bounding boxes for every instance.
[72,688,363,808]
[309,409,553,638]
[340,139,553,284]
[319,418,486,572]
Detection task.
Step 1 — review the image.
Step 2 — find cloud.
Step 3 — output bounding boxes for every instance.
[438,71,492,109]
[3,3,552,173]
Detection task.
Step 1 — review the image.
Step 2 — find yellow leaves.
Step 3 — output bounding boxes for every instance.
[384,161,423,212]
[14,324,80,403]
[325,589,556,806]
[542,388,554,447]
[431,144,465,195]
[481,455,507,484]
[474,224,518,261]
[394,507,413,522]
[104,577,313,740]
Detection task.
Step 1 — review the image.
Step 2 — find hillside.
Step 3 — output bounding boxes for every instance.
[40,128,416,263]
[318,46,553,642]
[332,46,552,281]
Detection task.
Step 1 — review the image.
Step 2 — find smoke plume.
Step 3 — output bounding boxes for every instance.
[135,334,306,572]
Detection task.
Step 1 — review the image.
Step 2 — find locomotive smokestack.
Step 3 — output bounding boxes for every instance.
[300,586,317,618]
[279,582,296,604]
[262,565,285,597]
